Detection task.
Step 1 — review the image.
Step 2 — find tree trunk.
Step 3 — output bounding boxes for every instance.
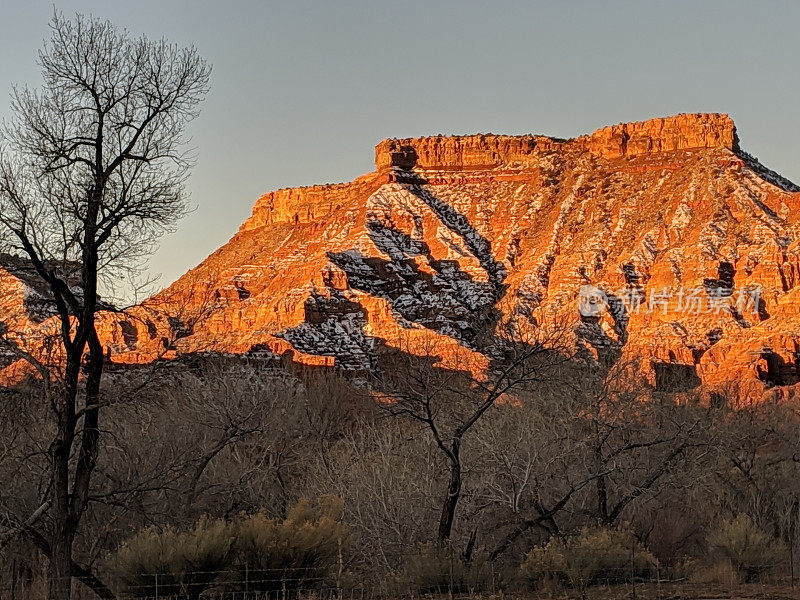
[70,562,117,600]
[19,514,116,600]
[48,468,74,600]
[47,324,96,600]
[596,472,610,524]
[438,441,462,544]
[49,358,79,600]
[48,505,74,600]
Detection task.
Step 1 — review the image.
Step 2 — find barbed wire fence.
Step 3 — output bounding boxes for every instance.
[1,560,798,600]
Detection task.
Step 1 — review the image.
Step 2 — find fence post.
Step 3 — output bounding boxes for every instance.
[449,552,454,600]
[155,573,158,600]
[630,538,636,600]
[338,536,343,598]
[656,563,661,600]
[9,557,16,600]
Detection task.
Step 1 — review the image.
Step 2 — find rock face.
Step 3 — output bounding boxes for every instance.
[374,113,740,169]
[579,113,739,159]
[2,113,799,396]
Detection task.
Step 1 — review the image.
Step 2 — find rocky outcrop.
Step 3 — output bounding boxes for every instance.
[1,113,797,398]
[580,113,738,159]
[241,172,384,230]
[375,135,542,170]
[374,113,738,170]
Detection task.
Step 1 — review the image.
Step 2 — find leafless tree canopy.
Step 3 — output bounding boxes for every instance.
[0,12,210,600]
[0,11,211,301]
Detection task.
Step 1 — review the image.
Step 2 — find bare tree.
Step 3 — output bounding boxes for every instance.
[302,411,443,579]
[473,390,596,561]
[712,397,800,548]
[378,319,570,547]
[575,363,713,528]
[0,12,210,600]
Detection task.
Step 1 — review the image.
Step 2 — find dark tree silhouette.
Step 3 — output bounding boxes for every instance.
[0,12,210,600]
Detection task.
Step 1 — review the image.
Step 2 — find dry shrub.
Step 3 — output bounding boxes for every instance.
[706,514,786,581]
[690,561,740,586]
[666,557,698,581]
[401,543,492,595]
[230,496,348,593]
[521,526,658,589]
[110,516,233,598]
[109,497,346,597]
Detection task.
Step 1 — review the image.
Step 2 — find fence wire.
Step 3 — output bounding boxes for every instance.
[2,566,799,600]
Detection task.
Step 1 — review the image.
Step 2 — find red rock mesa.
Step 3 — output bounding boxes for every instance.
[2,114,799,396]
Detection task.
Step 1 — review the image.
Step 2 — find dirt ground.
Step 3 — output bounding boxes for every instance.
[493,582,800,600]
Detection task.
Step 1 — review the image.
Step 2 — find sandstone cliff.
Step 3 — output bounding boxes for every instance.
[2,113,798,396]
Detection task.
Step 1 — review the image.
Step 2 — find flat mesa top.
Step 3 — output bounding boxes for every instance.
[375,113,738,169]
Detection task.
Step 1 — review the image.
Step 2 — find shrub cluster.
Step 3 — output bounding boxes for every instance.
[111,516,232,598]
[521,525,658,589]
[109,497,346,598]
[706,514,786,581]
[230,497,347,593]
[400,543,493,595]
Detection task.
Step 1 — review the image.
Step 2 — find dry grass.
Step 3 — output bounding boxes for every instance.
[464,582,800,600]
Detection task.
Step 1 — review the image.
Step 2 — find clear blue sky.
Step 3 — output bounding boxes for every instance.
[2,0,799,289]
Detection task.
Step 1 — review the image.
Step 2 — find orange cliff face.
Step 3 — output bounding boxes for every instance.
[2,113,799,397]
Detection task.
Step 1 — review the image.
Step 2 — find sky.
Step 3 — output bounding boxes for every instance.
[1,0,799,290]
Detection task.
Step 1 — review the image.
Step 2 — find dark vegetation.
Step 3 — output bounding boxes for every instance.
[1,351,799,599]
